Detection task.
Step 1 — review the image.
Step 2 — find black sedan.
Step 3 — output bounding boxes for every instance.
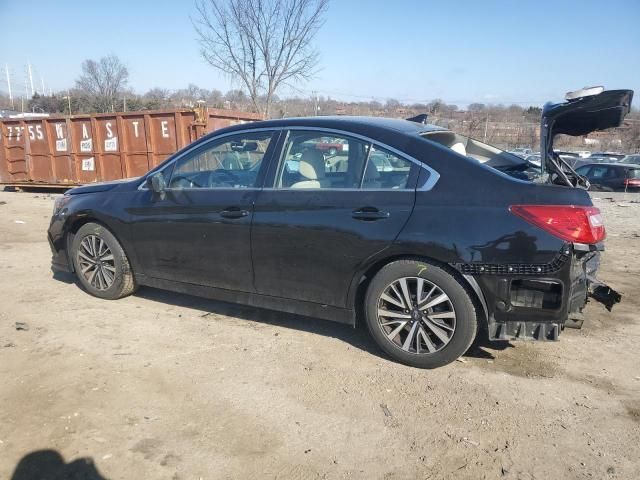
[48,91,628,367]
[576,163,640,191]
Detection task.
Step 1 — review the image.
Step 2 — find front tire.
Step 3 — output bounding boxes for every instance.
[364,259,478,368]
[71,222,137,300]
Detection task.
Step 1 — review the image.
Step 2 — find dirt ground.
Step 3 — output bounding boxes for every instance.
[0,189,638,480]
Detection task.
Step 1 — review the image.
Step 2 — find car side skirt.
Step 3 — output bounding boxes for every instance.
[136,274,355,325]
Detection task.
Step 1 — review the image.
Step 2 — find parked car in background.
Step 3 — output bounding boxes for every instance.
[590,152,626,161]
[576,163,640,191]
[524,153,541,166]
[621,154,640,165]
[555,150,580,159]
[508,147,533,157]
[314,137,349,155]
[571,156,611,169]
[369,153,395,172]
[573,151,592,158]
[48,88,631,368]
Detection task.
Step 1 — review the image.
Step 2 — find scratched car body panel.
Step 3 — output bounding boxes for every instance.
[47,88,631,368]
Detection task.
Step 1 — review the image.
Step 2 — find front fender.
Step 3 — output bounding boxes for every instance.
[47,192,138,274]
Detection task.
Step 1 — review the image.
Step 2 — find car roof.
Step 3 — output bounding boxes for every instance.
[215,115,447,136]
[579,162,640,168]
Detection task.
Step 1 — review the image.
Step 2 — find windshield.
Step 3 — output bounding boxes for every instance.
[420,131,540,181]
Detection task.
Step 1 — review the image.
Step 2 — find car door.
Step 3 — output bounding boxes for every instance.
[604,166,625,190]
[584,165,609,187]
[575,165,591,178]
[129,129,279,290]
[251,129,421,308]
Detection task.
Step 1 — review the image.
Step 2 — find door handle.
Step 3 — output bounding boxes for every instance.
[220,208,249,219]
[352,207,390,221]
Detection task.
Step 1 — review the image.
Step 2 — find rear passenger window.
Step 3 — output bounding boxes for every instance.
[363,146,413,189]
[277,131,369,189]
[276,130,417,190]
[589,166,608,179]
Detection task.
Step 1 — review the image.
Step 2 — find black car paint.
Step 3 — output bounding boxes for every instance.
[48,116,597,339]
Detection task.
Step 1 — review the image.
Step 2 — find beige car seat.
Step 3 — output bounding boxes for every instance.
[362,160,382,189]
[291,150,331,188]
[450,142,467,156]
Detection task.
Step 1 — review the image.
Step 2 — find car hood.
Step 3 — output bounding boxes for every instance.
[67,177,140,195]
[540,88,633,185]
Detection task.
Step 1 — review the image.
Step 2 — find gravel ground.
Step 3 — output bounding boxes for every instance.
[0,189,638,480]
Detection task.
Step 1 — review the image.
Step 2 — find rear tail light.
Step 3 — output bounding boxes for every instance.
[624,179,640,187]
[510,205,605,244]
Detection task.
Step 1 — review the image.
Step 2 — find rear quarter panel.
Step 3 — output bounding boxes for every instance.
[395,137,593,267]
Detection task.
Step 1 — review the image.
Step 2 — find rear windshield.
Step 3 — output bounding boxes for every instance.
[628,168,640,179]
[420,131,539,181]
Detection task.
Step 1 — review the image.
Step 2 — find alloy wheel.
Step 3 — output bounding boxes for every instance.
[77,234,116,291]
[377,277,456,354]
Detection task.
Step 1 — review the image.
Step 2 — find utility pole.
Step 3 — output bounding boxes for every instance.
[23,75,28,112]
[27,63,34,96]
[40,76,45,95]
[483,111,489,142]
[313,91,318,116]
[5,64,13,109]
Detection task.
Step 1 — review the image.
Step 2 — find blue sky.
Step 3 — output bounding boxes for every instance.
[1,0,638,107]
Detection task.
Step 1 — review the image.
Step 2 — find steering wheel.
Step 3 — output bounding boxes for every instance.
[170,175,204,189]
[209,169,240,186]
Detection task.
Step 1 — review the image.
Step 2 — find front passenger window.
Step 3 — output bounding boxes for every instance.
[169,132,273,189]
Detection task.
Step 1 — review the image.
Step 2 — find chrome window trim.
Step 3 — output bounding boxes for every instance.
[261,187,414,192]
[156,187,261,192]
[277,126,440,192]
[418,167,440,191]
[138,125,441,192]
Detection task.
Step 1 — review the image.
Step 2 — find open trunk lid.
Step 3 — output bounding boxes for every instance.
[541,87,634,187]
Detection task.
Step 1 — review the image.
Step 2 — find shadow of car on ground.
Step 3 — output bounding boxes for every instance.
[53,271,513,364]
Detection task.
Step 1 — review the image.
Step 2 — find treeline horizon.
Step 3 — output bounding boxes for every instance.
[1,85,638,152]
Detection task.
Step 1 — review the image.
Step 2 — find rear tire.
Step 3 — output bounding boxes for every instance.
[364,259,477,368]
[71,222,137,300]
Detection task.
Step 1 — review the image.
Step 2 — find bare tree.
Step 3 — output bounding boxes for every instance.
[75,55,129,113]
[193,0,328,117]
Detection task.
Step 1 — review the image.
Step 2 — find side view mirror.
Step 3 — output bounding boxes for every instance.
[147,172,167,194]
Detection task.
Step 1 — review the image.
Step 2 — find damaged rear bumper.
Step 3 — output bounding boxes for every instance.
[454,243,620,341]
